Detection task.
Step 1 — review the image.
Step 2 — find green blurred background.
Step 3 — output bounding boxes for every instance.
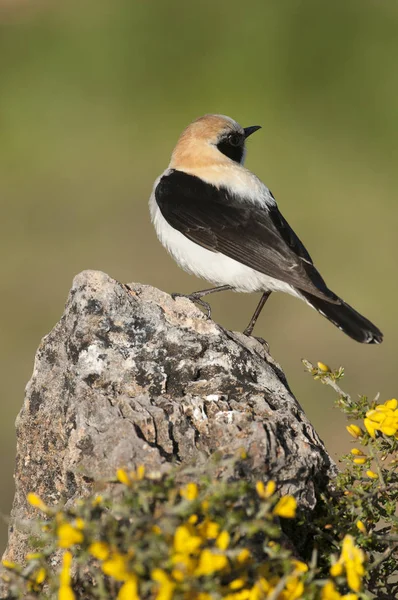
[1,0,397,552]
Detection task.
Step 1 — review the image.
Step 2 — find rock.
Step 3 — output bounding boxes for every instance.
[2,270,336,569]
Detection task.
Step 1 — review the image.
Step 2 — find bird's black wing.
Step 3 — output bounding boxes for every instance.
[155,169,338,302]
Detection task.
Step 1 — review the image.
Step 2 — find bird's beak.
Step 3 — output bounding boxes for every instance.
[243,125,262,139]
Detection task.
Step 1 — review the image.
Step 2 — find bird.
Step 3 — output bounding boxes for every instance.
[149,114,383,344]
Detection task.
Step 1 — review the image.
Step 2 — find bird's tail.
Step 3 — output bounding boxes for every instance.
[301,292,383,344]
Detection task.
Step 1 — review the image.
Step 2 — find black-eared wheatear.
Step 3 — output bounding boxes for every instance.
[150,114,382,344]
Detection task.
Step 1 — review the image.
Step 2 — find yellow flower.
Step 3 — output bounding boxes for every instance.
[26,552,43,561]
[353,457,366,465]
[322,581,335,600]
[92,495,103,506]
[265,480,276,497]
[59,551,75,600]
[135,465,145,480]
[256,480,276,499]
[180,482,199,501]
[350,448,364,456]
[117,469,131,486]
[60,552,72,586]
[322,581,357,600]
[152,569,176,600]
[237,549,251,563]
[197,519,219,540]
[2,561,16,570]
[173,525,202,554]
[292,560,308,573]
[280,577,304,600]
[171,569,184,582]
[255,481,266,498]
[230,579,245,590]
[59,587,75,600]
[74,518,85,530]
[89,541,110,561]
[366,470,378,479]
[102,553,131,581]
[249,577,272,599]
[383,398,398,410]
[171,552,195,574]
[317,361,330,372]
[331,535,365,592]
[201,499,210,512]
[363,418,378,439]
[152,524,162,534]
[27,493,48,512]
[216,530,230,550]
[346,425,362,439]
[34,567,46,585]
[364,401,398,438]
[194,549,228,576]
[273,495,297,519]
[57,523,84,548]
[117,465,146,483]
[118,576,139,600]
[330,562,343,577]
[356,520,366,534]
[172,525,202,572]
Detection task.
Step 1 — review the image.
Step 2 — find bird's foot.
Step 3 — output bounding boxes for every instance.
[243,329,270,353]
[252,335,270,353]
[171,292,212,318]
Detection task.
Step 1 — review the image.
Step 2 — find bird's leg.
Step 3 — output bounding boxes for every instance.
[243,291,272,337]
[171,285,233,318]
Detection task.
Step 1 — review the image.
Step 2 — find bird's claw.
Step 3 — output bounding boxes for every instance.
[171,293,212,318]
[253,335,270,352]
[243,330,270,352]
[193,297,212,318]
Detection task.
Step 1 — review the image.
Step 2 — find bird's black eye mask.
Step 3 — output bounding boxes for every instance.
[216,132,245,163]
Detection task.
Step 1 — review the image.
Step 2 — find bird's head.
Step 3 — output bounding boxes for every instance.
[169,114,261,171]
